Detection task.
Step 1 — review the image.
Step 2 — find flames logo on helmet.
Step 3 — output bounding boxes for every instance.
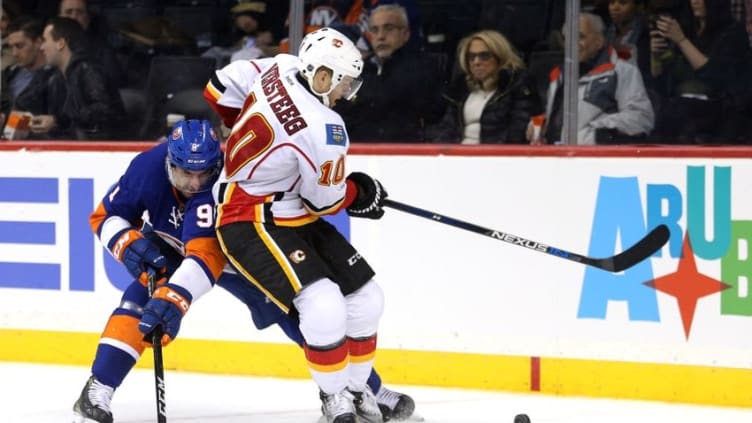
[296,28,364,107]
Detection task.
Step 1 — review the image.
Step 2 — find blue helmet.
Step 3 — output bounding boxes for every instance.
[166,119,223,194]
[167,119,222,172]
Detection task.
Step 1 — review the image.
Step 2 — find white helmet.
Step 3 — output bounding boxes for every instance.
[297,27,364,106]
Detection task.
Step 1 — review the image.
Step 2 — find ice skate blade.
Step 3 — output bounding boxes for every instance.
[72,412,102,423]
[317,411,425,422]
[402,413,425,422]
[377,414,425,422]
[356,414,386,423]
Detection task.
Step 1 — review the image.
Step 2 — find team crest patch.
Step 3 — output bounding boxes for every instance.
[289,250,306,263]
[326,124,347,146]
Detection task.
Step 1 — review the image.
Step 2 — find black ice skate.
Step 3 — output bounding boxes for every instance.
[320,389,357,423]
[348,387,384,423]
[376,386,416,421]
[72,376,114,423]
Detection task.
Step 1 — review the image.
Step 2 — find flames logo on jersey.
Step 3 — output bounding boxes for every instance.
[289,250,306,263]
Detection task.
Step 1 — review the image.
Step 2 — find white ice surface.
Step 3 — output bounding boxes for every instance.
[3,362,750,422]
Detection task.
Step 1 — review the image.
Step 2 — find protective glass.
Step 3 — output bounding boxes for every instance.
[339,76,364,101]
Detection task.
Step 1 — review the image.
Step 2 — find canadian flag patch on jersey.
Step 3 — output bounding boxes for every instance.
[326,124,347,146]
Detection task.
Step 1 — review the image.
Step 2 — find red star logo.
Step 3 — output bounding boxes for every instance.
[643,231,731,340]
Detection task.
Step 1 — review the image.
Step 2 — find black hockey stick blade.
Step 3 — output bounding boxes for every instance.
[147,271,168,423]
[383,199,670,273]
[578,223,670,272]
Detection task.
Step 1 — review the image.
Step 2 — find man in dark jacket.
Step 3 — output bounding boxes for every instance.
[34,16,125,140]
[336,3,445,142]
[1,16,65,136]
[58,0,126,88]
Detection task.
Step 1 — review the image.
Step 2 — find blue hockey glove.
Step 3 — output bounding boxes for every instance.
[345,172,388,220]
[110,229,167,286]
[139,283,192,347]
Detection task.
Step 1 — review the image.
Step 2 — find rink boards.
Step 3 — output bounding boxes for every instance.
[0,143,751,407]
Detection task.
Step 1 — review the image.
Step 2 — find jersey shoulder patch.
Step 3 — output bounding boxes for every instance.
[325,123,347,146]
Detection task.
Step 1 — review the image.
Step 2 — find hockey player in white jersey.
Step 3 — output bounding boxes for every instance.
[213,28,389,423]
[206,57,418,422]
[203,56,275,128]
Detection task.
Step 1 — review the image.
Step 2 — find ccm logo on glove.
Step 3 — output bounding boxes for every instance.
[139,284,192,347]
[109,229,167,286]
[154,286,190,313]
[111,229,140,259]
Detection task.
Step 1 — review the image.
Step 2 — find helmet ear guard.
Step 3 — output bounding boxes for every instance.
[297,27,364,105]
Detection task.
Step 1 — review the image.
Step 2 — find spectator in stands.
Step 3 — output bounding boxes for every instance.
[2,1,22,69]
[230,1,278,60]
[606,0,652,84]
[528,13,654,145]
[277,0,367,55]
[589,0,614,24]
[336,4,444,142]
[649,0,751,142]
[58,0,126,88]
[432,30,542,144]
[32,17,125,140]
[203,1,277,68]
[1,16,65,135]
[303,0,365,34]
[302,0,422,47]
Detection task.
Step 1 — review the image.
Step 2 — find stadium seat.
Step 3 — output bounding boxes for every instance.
[526,50,563,101]
[138,56,217,139]
[118,88,147,140]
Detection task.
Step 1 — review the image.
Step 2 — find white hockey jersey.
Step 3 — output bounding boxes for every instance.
[204,58,275,127]
[213,54,351,227]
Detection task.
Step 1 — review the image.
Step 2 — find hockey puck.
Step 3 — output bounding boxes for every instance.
[514,414,531,423]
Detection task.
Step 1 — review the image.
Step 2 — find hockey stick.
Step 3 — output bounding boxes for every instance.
[383,199,669,272]
[146,270,168,423]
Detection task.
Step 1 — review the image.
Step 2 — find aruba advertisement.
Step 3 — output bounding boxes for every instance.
[579,165,751,340]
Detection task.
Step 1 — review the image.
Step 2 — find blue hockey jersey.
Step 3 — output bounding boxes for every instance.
[90,142,225,300]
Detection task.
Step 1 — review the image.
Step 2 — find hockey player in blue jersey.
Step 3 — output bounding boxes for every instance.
[73,119,226,423]
[73,119,414,422]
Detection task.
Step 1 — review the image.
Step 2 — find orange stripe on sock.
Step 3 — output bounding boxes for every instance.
[308,359,350,373]
[349,351,375,364]
[305,341,349,372]
[101,314,146,355]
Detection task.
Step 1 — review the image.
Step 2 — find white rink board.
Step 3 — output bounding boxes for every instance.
[1,150,751,368]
